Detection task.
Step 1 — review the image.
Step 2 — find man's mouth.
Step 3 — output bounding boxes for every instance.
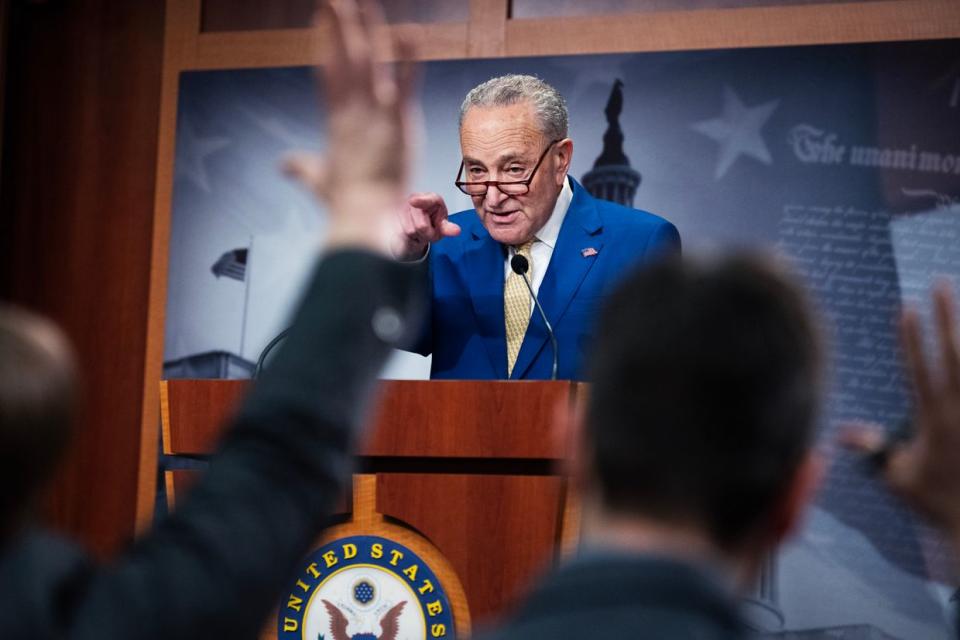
[486,209,520,222]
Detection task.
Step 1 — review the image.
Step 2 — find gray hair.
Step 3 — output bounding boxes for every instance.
[459,74,568,140]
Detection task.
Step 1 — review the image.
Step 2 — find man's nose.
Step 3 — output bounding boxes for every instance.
[484,184,509,208]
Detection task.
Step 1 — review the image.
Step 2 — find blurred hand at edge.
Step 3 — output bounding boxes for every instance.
[285,0,418,256]
[842,282,960,549]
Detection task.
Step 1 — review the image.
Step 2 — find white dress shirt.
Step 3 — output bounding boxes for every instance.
[505,177,573,311]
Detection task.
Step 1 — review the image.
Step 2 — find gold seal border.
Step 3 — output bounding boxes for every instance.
[264,474,471,640]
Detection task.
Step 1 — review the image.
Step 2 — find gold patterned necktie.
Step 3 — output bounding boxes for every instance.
[505,240,534,377]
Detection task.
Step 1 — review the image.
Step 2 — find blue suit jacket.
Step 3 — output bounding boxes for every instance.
[413,178,680,380]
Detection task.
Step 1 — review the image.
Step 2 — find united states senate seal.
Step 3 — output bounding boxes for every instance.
[279,535,456,640]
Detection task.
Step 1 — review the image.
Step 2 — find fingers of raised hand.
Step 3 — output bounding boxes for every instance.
[838,423,887,455]
[838,422,898,472]
[882,440,922,498]
[323,0,412,110]
[393,37,418,108]
[356,0,397,107]
[901,307,935,413]
[322,0,372,103]
[933,282,960,391]
[839,422,921,501]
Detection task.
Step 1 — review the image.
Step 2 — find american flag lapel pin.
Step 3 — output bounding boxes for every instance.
[581,247,598,258]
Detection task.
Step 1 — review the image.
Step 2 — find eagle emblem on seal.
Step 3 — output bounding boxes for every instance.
[320,599,406,640]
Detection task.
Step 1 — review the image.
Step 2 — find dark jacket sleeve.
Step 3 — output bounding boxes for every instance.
[402,251,433,357]
[69,249,425,640]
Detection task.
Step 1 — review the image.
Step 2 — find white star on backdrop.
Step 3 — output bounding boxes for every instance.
[175,117,231,193]
[238,106,311,149]
[691,85,780,180]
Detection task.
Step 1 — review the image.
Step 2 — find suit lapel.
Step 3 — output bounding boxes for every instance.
[511,182,604,379]
[464,220,508,378]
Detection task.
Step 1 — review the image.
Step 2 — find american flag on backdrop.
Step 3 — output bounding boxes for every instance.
[211,248,248,281]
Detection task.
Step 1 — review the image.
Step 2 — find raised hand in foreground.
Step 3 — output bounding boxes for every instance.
[286,0,417,255]
[843,283,960,549]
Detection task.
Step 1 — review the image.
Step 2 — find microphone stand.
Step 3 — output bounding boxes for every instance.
[510,254,558,381]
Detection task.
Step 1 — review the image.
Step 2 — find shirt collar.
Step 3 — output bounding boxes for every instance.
[533,176,572,250]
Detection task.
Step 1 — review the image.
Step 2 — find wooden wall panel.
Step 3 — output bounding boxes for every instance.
[506,0,960,57]
[202,0,313,32]
[468,0,506,58]
[168,0,959,75]
[199,0,468,32]
[510,0,895,18]
[191,22,468,70]
[0,0,165,557]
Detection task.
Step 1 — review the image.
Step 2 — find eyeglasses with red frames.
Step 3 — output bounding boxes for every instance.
[454,139,561,197]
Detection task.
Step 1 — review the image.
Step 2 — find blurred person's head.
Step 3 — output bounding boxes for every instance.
[457,74,572,246]
[0,305,77,541]
[570,254,823,584]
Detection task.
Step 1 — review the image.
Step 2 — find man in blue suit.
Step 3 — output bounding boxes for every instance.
[392,74,680,380]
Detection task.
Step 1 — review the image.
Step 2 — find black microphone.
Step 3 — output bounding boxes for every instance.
[510,254,558,381]
[253,327,291,379]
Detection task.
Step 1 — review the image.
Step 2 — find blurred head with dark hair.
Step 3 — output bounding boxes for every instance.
[571,254,823,583]
[0,305,77,542]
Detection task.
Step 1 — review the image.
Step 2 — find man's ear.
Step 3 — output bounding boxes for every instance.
[554,138,573,185]
[769,450,824,545]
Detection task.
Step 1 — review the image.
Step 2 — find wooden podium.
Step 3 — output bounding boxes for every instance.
[160,379,585,634]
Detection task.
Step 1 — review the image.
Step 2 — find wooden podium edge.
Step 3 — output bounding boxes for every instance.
[163,470,176,511]
[159,380,173,456]
[558,478,581,560]
[557,382,588,556]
